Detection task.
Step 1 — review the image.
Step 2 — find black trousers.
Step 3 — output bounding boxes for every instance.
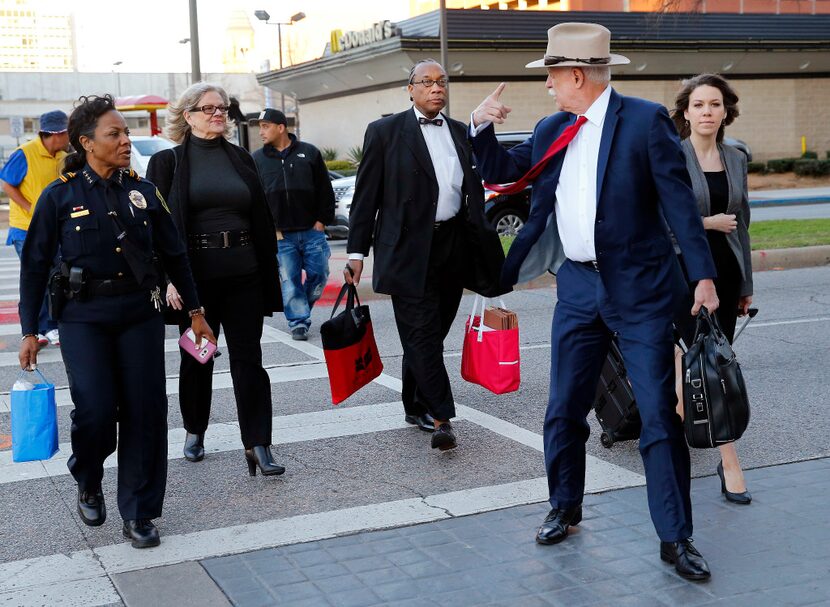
[178,272,272,448]
[391,219,464,421]
[61,313,168,521]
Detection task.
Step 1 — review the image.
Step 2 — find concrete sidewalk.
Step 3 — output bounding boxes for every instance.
[113,456,830,607]
[750,187,830,207]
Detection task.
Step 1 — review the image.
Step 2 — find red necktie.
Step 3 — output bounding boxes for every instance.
[484,115,588,195]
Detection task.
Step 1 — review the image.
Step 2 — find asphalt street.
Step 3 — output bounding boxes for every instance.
[0,244,828,605]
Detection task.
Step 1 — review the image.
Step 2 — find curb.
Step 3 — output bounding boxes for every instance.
[318,244,830,305]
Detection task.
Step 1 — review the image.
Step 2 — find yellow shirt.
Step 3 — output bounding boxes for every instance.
[9,136,66,231]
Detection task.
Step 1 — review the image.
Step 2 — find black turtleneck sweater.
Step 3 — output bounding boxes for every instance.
[186,134,258,280]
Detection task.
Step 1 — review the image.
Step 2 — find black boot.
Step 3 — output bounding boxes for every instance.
[77,487,106,527]
[122,519,161,549]
[245,445,286,477]
[183,432,205,462]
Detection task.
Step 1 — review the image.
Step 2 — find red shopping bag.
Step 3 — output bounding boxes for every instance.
[461,296,520,394]
[320,283,383,404]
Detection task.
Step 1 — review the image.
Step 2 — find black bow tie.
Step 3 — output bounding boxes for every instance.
[419,117,443,127]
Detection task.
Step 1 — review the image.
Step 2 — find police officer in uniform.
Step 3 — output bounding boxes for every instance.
[18,95,215,549]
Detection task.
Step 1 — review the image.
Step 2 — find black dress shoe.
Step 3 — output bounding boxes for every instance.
[245,445,286,477]
[183,432,205,462]
[431,422,457,450]
[77,487,106,527]
[535,505,582,545]
[122,519,161,549]
[404,413,435,432]
[717,461,751,505]
[660,539,711,581]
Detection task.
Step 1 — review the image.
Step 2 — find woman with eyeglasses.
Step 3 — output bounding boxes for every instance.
[146,82,285,477]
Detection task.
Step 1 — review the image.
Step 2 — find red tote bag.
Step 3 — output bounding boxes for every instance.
[320,283,383,404]
[461,296,520,395]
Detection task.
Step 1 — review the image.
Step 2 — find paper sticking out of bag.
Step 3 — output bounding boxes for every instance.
[483,306,518,330]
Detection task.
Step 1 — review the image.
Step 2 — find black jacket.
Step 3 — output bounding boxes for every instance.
[146,134,282,318]
[347,109,506,298]
[252,135,335,231]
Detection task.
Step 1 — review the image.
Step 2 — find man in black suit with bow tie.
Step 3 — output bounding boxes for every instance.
[344,59,504,451]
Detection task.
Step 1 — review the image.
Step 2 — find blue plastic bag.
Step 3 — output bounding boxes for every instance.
[10,369,59,462]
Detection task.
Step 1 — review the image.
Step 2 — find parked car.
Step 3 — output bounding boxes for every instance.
[484,130,753,237]
[129,135,175,177]
[327,175,355,239]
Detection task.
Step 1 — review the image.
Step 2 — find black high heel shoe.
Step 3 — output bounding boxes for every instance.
[183,432,205,462]
[717,461,751,505]
[245,445,286,477]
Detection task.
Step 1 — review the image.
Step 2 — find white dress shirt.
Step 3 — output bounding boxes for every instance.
[469,85,612,262]
[413,107,463,221]
[349,107,463,261]
[555,85,611,262]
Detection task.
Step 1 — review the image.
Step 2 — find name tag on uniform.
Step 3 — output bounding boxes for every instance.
[70,209,90,218]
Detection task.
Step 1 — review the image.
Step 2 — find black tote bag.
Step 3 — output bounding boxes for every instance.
[682,307,751,449]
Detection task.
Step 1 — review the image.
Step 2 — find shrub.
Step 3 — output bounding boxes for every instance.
[325,159,352,171]
[347,145,364,167]
[802,150,818,159]
[826,151,830,160]
[793,159,830,177]
[747,161,766,174]
[766,158,797,173]
[321,147,338,161]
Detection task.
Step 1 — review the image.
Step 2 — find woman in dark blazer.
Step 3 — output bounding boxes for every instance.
[671,73,753,504]
[146,82,285,477]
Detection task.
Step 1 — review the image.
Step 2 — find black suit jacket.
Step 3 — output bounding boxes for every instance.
[146,135,282,318]
[347,109,505,298]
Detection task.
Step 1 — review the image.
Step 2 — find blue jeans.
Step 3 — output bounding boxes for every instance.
[12,236,57,334]
[277,228,331,329]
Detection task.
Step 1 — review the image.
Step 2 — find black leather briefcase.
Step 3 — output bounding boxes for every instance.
[682,307,751,449]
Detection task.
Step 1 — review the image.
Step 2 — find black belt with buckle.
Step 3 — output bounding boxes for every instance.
[87,277,143,297]
[188,230,252,250]
[574,259,599,272]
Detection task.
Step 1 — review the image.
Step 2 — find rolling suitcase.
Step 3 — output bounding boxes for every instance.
[592,309,758,448]
[592,339,641,448]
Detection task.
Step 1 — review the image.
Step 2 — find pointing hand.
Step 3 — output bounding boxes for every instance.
[472,82,512,128]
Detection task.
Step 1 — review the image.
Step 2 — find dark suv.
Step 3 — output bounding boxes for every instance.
[483,131,752,237]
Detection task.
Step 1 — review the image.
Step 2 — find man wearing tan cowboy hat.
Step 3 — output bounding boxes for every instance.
[470,22,718,581]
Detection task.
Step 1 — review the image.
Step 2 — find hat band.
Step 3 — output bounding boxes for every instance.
[544,55,611,66]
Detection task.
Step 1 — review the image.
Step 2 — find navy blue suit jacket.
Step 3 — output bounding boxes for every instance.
[471,89,716,322]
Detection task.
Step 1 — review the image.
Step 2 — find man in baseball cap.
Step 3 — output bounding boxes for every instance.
[251,108,334,341]
[0,109,70,346]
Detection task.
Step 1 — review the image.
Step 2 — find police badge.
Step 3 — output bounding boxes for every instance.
[128,190,147,209]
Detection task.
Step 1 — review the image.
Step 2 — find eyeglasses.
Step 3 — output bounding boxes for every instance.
[410,78,449,89]
[191,105,230,115]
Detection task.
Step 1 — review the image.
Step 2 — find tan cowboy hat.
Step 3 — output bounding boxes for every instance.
[526,22,630,69]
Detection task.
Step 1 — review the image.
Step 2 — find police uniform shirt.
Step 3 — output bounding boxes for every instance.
[19,165,200,334]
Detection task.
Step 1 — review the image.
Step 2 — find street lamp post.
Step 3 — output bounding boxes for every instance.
[112,60,123,97]
[254,10,305,112]
[188,0,202,83]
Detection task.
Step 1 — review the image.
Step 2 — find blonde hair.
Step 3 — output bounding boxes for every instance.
[165,82,232,143]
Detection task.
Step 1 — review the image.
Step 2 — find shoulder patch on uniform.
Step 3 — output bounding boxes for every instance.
[126,168,141,181]
[58,171,77,183]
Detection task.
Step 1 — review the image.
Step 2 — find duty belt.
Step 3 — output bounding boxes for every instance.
[188,229,252,250]
[86,277,143,297]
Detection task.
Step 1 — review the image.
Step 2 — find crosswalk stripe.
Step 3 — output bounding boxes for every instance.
[0,360,329,413]
[0,401,413,485]
[0,330,286,367]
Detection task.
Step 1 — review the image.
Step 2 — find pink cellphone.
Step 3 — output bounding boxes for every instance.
[178,329,218,364]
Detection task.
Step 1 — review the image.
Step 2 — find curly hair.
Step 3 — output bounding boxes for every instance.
[63,94,117,173]
[165,82,232,143]
[671,73,740,142]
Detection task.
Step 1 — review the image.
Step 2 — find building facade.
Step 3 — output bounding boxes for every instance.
[258,9,830,161]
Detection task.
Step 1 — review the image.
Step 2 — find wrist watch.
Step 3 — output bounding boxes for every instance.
[188,306,205,318]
